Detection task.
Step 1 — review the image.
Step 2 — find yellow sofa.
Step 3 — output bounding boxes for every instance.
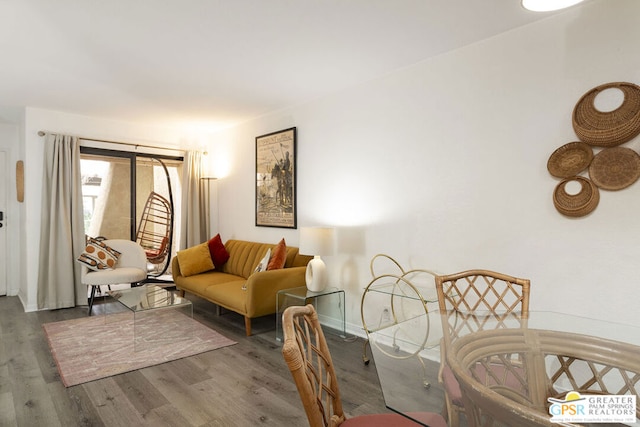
[171,239,312,336]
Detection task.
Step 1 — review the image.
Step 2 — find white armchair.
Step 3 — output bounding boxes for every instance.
[81,239,148,315]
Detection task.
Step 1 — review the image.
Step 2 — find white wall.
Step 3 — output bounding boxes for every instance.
[210,0,640,333]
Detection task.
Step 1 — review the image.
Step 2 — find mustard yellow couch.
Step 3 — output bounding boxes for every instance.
[171,239,311,336]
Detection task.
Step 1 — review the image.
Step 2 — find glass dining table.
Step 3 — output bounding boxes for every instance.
[367,310,640,427]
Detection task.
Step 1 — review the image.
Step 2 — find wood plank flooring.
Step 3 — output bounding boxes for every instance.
[0,293,446,426]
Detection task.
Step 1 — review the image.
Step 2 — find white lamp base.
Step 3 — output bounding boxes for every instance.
[305,256,327,292]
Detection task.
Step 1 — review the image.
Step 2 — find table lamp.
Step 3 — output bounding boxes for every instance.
[299,227,334,292]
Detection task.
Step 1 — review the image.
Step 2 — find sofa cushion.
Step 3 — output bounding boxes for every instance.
[174,270,243,293]
[208,233,230,268]
[267,238,287,270]
[177,242,215,277]
[222,240,274,278]
[206,239,312,279]
[290,252,312,268]
[203,280,248,313]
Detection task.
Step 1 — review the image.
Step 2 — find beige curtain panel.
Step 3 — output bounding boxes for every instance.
[180,150,207,249]
[37,133,86,309]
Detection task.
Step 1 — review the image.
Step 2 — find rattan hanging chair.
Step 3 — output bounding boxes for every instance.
[136,191,173,276]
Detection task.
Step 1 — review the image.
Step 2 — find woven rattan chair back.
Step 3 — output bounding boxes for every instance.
[136,191,172,266]
[282,304,345,427]
[282,304,448,427]
[435,269,531,427]
[449,328,640,426]
[435,269,530,315]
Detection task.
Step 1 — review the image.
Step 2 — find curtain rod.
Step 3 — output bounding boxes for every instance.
[37,131,182,152]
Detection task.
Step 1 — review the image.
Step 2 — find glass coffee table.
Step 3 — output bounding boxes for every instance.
[106,284,193,350]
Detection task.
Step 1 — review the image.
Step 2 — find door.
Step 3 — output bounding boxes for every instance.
[0,151,7,296]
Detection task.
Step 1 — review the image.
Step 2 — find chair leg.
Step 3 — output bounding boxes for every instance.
[444,393,461,427]
[362,338,370,365]
[88,286,97,316]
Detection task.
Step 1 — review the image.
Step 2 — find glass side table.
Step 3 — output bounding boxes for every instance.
[276,286,346,342]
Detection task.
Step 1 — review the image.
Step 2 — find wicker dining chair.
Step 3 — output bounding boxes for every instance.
[448,327,640,426]
[282,304,447,427]
[435,269,531,427]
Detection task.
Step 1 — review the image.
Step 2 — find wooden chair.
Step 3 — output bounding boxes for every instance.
[435,269,530,427]
[282,304,447,427]
[449,327,640,426]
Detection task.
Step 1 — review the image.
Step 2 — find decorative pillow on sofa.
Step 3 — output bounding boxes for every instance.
[177,242,215,277]
[208,233,230,268]
[77,237,121,271]
[267,238,287,270]
[254,248,271,273]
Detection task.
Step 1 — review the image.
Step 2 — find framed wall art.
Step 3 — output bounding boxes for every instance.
[255,127,297,228]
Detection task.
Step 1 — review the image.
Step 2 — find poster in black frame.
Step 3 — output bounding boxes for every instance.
[255,127,297,228]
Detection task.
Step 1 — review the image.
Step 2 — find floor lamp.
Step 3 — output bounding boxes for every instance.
[201,177,218,238]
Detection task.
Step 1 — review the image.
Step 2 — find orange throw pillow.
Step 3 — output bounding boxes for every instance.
[267,238,287,270]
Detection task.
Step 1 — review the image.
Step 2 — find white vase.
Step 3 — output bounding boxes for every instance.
[305,256,327,292]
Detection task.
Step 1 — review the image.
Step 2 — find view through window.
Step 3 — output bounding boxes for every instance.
[80,148,183,278]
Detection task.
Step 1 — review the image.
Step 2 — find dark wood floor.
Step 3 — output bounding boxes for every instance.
[0,292,446,427]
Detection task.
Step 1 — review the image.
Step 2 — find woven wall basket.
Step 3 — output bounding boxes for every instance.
[572,82,640,147]
[588,146,640,190]
[553,176,600,217]
[547,141,593,178]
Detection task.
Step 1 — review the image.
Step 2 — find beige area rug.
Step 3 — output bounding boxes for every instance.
[43,310,236,387]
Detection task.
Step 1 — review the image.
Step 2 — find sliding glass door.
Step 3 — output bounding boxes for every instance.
[80,148,183,277]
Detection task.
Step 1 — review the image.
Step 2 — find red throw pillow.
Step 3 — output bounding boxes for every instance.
[208,234,230,268]
[267,238,287,270]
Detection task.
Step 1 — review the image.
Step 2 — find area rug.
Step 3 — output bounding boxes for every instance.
[43,310,236,387]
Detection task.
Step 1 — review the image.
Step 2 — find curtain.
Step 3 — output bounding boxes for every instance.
[37,133,86,309]
[180,150,207,248]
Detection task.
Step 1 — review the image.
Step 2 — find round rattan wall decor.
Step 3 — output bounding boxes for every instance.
[588,146,640,190]
[547,141,593,178]
[572,82,640,147]
[553,176,600,217]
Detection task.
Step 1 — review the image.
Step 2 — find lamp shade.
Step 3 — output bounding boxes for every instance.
[299,227,334,292]
[299,227,334,257]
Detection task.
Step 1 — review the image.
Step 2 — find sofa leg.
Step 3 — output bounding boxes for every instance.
[244,317,252,336]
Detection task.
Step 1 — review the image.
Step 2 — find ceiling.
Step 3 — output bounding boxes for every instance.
[0,0,565,132]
